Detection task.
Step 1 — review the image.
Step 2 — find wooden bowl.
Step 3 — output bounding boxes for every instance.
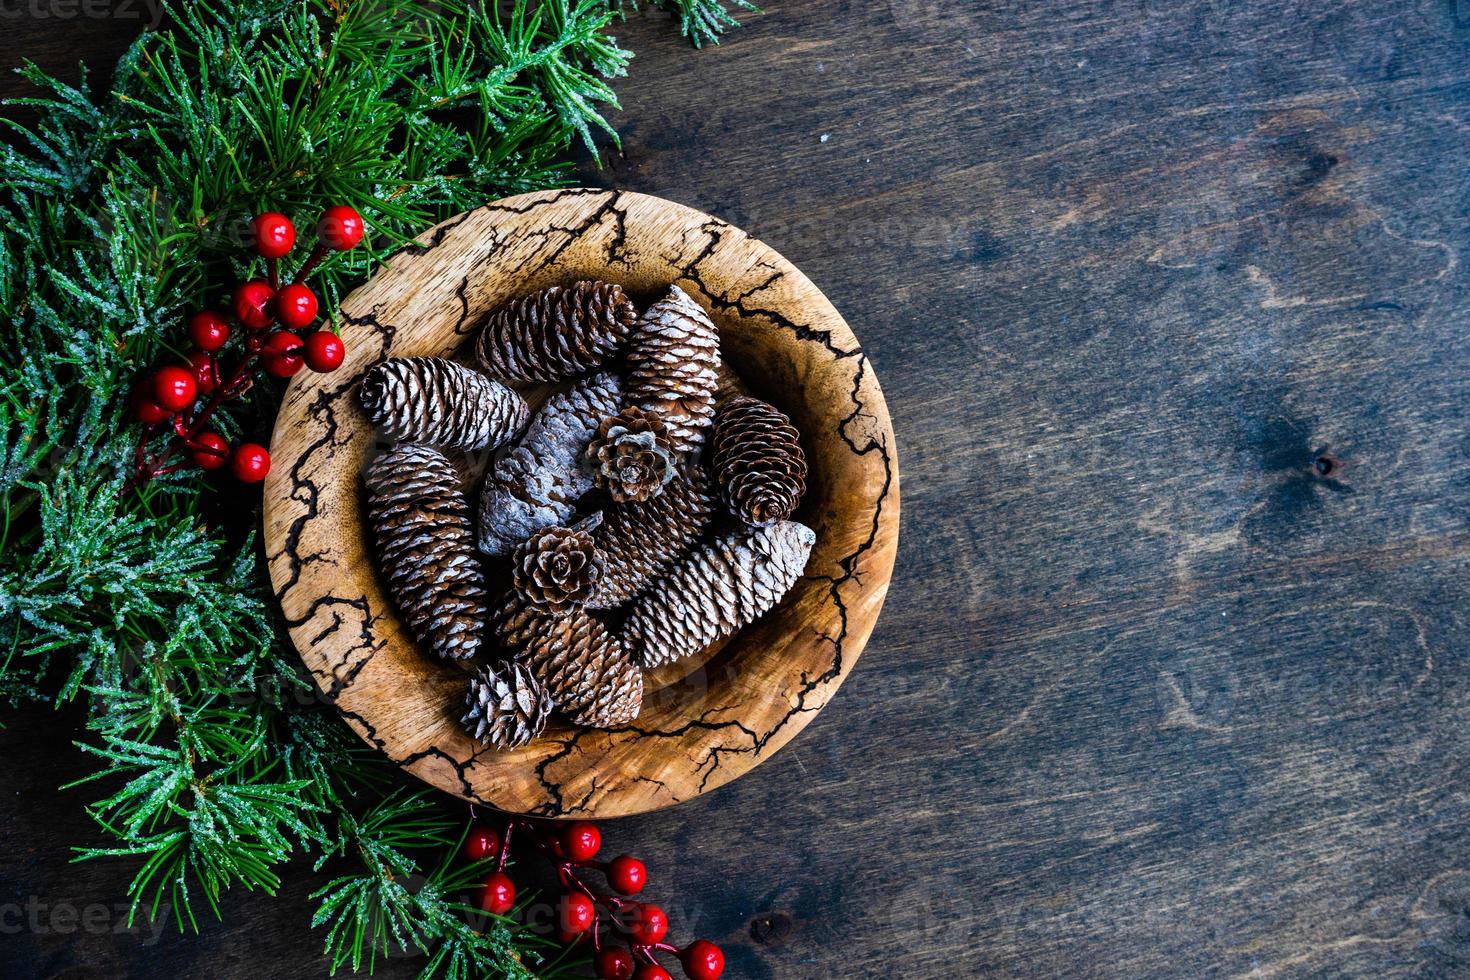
[264,189,899,818]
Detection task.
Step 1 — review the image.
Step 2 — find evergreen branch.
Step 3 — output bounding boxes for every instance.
[610,0,757,47]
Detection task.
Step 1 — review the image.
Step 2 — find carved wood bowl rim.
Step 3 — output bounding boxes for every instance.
[264,188,899,818]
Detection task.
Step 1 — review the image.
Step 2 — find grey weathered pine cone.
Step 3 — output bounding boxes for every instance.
[587,407,676,504]
[357,356,528,451]
[586,464,717,610]
[623,285,720,455]
[364,444,486,662]
[494,595,643,728]
[624,520,816,669]
[710,395,808,525]
[478,371,622,556]
[475,280,637,381]
[461,660,552,750]
[512,524,603,612]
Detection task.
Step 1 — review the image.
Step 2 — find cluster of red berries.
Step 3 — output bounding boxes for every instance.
[467,818,724,980]
[129,206,365,487]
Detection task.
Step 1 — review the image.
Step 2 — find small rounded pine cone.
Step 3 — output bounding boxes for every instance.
[462,660,552,750]
[511,524,604,612]
[475,280,637,382]
[357,356,527,451]
[587,407,676,504]
[710,395,808,525]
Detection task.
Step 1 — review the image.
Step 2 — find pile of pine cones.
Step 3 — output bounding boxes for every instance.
[358,281,814,750]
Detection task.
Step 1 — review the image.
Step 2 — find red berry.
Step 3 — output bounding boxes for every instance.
[633,967,672,980]
[594,946,636,980]
[465,826,500,862]
[479,872,515,916]
[563,822,601,863]
[559,891,597,935]
[252,211,296,259]
[317,205,365,250]
[628,903,668,946]
[233,280,276,330]
[275,282,318,330]
[302,331,345,373]
[230,443,271,483]
[190,432,230,471]
[151,366,197,412]
[131,386,171,425]
[186,351,218,396]
[262,331,305,378]
[187,310,231,352]
[606,855,646,895]
[681,940,724,980]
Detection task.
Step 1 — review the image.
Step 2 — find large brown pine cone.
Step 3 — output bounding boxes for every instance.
[364,444,486,661]
[624,520,815,669]
[462,661,552,750]
[586,465,716,610]
[710,396,808,525]
[475,280,637,381]
[358,356,528,451]
[623,285,720,455]
[478,372,622,556]
[512,524,603,612]
[494,596,643,728]
[587,407,676,504]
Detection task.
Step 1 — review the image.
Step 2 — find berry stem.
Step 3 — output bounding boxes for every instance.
[295,243,330,283]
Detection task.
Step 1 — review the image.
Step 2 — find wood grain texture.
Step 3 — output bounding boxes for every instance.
[5,2,1470,978]
[262,189,899,817]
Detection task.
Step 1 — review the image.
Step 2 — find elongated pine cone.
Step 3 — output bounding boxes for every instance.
[587,407,676,503]
[586,465,716,610]
[364,444,486,661]
[478,372,622,556]
[624,285,720,455]
[462,661,552,750]
[625,520,816,669]
[711,396,808,525]
[513,525,603,612]
[358,357,528,451]
[495,596,643,727]
[475,280,637,381]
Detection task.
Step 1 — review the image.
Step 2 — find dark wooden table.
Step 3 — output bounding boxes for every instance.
[6,2,1470,977]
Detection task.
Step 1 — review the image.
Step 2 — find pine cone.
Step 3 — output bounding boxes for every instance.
[462,661,553,750]
[625,521,815,669]
[495,596,643,728]
[587,407,676,503]
[358,357,528,451]
[512,525,603,612]
[586,465,716,610]
[478,372,622,556]
[364,444,486,662]
[475,281,637,381]
[624,285,720,455]
[710,396,808,525]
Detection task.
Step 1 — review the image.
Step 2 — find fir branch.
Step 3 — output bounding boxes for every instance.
[610,0,757,47]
